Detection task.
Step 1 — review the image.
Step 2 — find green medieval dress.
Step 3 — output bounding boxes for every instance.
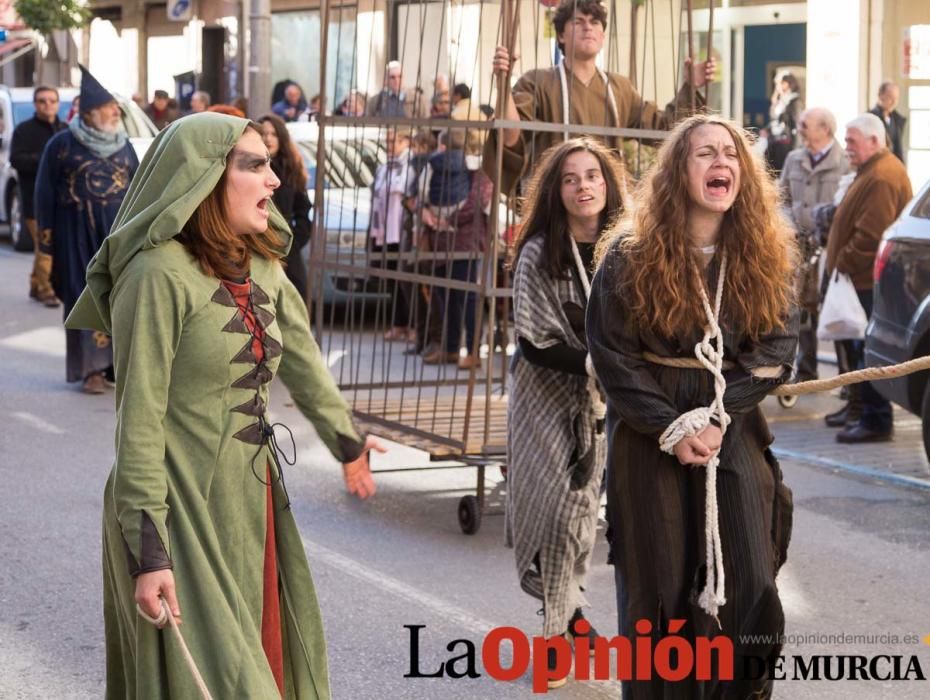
[66,113,364,698]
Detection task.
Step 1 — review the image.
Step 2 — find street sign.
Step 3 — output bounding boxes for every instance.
[167,0,193,23]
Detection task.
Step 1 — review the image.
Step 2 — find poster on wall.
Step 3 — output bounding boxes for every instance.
[903,25,930,80]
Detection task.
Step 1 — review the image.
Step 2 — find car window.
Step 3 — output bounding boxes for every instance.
[912,188,930,220]
[295,138,381,190]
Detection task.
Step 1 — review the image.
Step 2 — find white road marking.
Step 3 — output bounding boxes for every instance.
[305,539,622,697]
[9,411,66,435]
[0,326,66,358]
[326,350,346,368]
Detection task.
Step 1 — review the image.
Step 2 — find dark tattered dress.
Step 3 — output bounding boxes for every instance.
[587,247,798,699]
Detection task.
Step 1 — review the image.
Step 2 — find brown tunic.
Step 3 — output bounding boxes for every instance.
[486,66,698,194]
[587,247,798,699]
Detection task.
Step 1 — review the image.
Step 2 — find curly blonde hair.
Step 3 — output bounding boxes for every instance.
[596,114,796,340]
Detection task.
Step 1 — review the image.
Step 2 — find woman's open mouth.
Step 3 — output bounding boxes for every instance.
[705,175,732,198]
[257,197,271,216]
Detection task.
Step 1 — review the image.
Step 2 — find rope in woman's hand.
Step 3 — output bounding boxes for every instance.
[137,598,214,700]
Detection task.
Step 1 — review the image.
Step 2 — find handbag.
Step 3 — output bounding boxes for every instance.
[816,270,868,340]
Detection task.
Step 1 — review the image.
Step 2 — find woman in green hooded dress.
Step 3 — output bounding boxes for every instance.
[66,113,382,698]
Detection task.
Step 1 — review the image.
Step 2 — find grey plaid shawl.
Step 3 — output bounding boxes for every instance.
[506,235,606,637]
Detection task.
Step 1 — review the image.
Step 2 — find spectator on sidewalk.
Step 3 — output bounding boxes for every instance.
[779,107,850,383]
[869,81,907,164]
[825,113,913,443]
[272,82,308,122]
[258,114,312,301]
[144,89,179,130]
[189,90,211,114]
[10,85,66,307]
[367,60,427,119]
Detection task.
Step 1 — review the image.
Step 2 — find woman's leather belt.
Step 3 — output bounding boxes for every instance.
[642,350,735,371]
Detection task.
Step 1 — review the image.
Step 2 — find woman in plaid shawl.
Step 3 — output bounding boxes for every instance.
[506,138,627,688]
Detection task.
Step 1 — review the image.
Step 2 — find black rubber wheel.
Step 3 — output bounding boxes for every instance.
[777,394,799,409]
[458,495,481,535]
[9,186,32,252]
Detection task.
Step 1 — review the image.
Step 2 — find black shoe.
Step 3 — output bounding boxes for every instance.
[547,644,569,689]
[836,422,893,444]
[567,608,598,656]
[824,403,862,428]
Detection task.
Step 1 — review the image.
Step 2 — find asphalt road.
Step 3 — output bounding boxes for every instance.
[1,245,929,699]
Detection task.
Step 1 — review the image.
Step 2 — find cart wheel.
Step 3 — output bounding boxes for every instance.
[458,495,481,535]
[778,394,799,409]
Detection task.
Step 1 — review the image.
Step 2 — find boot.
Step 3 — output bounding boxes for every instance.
[825,386,862,428]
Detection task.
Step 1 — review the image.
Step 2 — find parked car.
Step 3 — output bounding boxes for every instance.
[865,179,930,461]
[0,85,157,251]
[288,122,386,306]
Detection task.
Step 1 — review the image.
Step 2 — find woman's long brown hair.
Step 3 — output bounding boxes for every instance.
[596,114,796,340]
[511,137,627,278]
[179,123,283,280]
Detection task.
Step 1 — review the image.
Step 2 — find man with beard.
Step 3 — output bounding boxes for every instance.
[11,85,67,306]
[35,66,139,394]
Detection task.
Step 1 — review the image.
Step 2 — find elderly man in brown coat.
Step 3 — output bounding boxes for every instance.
[824,112,913,443]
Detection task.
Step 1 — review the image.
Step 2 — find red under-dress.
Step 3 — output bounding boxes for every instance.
[223,279,284,696]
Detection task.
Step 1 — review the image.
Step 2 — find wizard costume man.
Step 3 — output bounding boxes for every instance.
[35,65,139,393]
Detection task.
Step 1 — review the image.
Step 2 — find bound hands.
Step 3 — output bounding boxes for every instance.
[135,569,181,628]
[342,435,386,499]
[673,424,722,467]
[684,56,717,88]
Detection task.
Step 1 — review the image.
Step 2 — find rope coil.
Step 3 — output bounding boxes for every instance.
[657,253,730,622]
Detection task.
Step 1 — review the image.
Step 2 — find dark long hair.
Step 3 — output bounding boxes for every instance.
[258,113,307,190]
[511,137,627,279]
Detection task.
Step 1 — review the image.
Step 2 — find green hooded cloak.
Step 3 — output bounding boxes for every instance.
[66,113,363,699]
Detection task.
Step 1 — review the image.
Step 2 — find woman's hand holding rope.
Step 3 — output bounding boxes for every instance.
[342,436,386,500]
[135,569,181,628]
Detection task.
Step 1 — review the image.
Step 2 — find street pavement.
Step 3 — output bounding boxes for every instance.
[2,245,930,699]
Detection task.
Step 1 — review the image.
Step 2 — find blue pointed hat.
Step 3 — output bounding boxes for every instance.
[78,64,116,112]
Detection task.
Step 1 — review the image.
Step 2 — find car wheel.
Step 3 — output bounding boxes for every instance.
[923,382,930,465]
[9,186,32,252]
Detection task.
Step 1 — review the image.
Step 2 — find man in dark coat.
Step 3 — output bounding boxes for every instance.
[10,86,67,306]
[35,65,139,394]
[143,89,179,130]
[825,113,912,443]
[869,81,907,163]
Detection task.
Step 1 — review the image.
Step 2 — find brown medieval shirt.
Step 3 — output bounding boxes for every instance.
[486,66,698,194]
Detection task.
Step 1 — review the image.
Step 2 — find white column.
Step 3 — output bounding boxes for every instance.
[806,0,869,134]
